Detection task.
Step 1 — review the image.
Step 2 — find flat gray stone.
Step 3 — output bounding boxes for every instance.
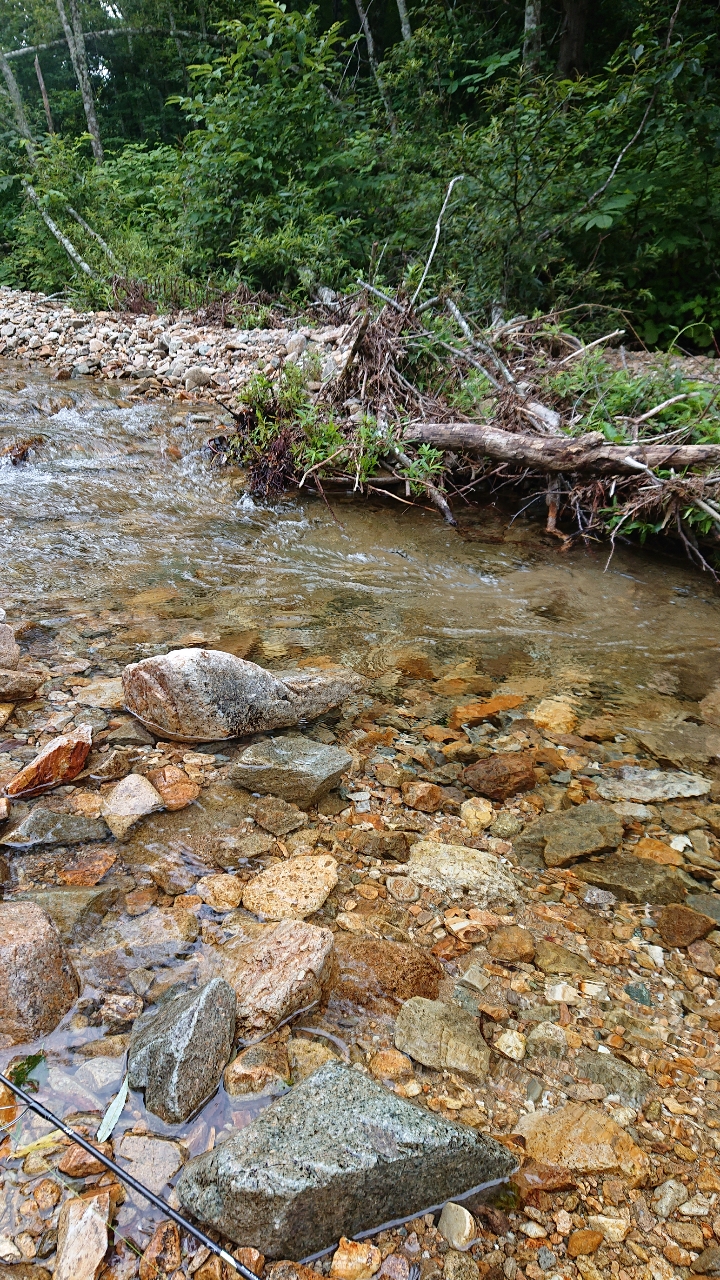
[573,856,695,904]
[525,1022,567,1059]
[122,648,364,742]
[229,735,351,806]
[176,1060,516,1256]
[575,1051,652,1106]
[0,807,109,848]
[14,885,120,944]
[686,893,720,924]
[514,803,622,868]
[128,977,235,1123]
[394,997,490,1081]
[635,723,720,769]
[596,766,710,803]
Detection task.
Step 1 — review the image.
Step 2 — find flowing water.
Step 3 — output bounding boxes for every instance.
[1,364,720,1255]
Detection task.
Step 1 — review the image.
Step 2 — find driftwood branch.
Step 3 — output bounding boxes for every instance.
[23,182,98,278]
[3,28,223,59]
[404,422,720,476]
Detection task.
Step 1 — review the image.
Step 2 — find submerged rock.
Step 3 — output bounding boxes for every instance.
[0,807,109,847]
[394,998,490,1081]
[128,977,235,1122]
[176,1060,516,1256]
[515,1101,649,1185]
[122,648,364,741]
[230,735,352,806]
[0,668,43,699]
[5,724,93,798]
[575,1051,652,1106]
[462,752,536,801]
[0,901,77,1044]
[78,906,199,982]
[146,764,200,810]
[596,766,711,803]
[333,938,443,1010]
[54,1191,109,1280]
[102,772,164,838]
[205,918,335,1036]
[0,624,20,670]
[515,802,623,868]
[406,841,518,904]
[15,885,119,943]
[573,856,694,904]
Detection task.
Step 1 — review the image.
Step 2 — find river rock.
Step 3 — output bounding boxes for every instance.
[534,940,593,976]
[128,977,235,1122]
[176,1060,516,1256]
[0,703,15,731]
[401,781,445,813]
[196,873,245,911]
[515,803,623,868]
[225,1042,290,1096]
[651,1178,689,1218]
[230,735,352,806]
[0,668,43,699]
[515,1101,649,1185]
[74,676,125,709]
[330,1239,381,1280]
[0,625,20,669]
[122,648,363,741]
[460,797,494,834]
[0,807,109,847]
[448,694,524,731]
[394,997,490,1081]
[248,794,308,836]
[438,1203,476,1250]
[78,906,199,981]
[406,841,518,905]
[530,699,578,735]
[139,1221,181,1280]
[525,1022,567,1059]
[15,885,119,943]
[54,1191,109,1280]
[102,772,164,838]
[242,854,338,919]
[287,1037,339,1082]
[574,856,695,904]
[117,1133,185,1194]
[575,1051,651,1106]
[463,751,537,801]
[146,764,200,810]
[685,892,720,923]
[5,725,93,798]
[333,938,443,1010]
[205,918,335,1036]
[0,901,77,1044]
[655,903,717,947]
[596,766,711,803]
[348,829,412,862]
[488,925,535,962]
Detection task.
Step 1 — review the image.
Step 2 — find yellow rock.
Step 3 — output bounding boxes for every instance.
[515,1101,649,1186]
[531,699,578,735]
[330,1238,381,1280]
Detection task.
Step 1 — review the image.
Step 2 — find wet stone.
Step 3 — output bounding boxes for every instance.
[224,1041,290,1095]
[0,901,77,1044]
[685,892,720,924]
[54,1191,109,1280]
[533,940,593,976]
[573,855,694,904]
[117,1133,185,1195]
[596,766,711,803]
[515,1101,649,1185]
[0,668,43,699]
[394,997,490,1081]
[333,938,443,1010]
[230,735,352,807]
[0,624,20,670]
[248,794,308,837]
[102,772,164,838]
[146,763,200,810]
[128,977,235,1122]
[574,1051,652,1106]
[287,1037,339,1081]
[462,751,536,801]
[177,1060,516,1257]
[406,841,518,904]
[78,905,199,980]
[242,853,338,919]
[15,884,120,943]
[655,903,717,947]
[5,724,93,797]
[515,802,623,868]
[0,807,109,847]
[488,925,535,962]
[525,1021,567,1059]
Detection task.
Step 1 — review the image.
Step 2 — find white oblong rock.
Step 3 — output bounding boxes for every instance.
[122,648,364,741]
[55,1192,109,1280]
[438,1202,476,1249]
[406,842,519,906]
[242,854,338,920]
[596,766,711,803]
[102,772,164,838]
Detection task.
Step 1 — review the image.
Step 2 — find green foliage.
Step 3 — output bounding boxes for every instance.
[395,443,445,494]
[8,1051,46,1094]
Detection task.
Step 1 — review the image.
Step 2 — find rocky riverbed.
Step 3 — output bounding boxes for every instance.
[3,334,720,1280]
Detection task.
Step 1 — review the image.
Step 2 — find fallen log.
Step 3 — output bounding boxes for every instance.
[404,424,720,476]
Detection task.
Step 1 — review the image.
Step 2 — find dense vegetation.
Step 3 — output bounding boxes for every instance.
[1,0,719,346]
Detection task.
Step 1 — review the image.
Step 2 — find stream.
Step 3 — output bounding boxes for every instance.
[2,363,720,1262]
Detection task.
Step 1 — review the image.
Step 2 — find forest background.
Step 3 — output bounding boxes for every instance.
[0,0,718,348]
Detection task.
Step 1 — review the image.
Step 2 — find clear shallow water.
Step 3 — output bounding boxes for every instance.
[2,360,720,1253]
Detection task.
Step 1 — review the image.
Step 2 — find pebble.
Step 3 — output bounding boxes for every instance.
[438,1202,476,1249]
[330,1238,381,1279]
[102,771,164,837]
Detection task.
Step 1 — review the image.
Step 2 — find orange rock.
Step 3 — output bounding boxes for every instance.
[401,780,445,812]
[5,724,92,797]
[59,845,117,887]
[515,1101,650,1186]
[146,764,200,811]
[369,1048,413,1080]
[633,837,685,867]
[330,1237,381,1280]
[448,694,524,731]
[0,1082,17,1128]
[234,1248,265,1276]
[57,1140,113,1178]
[422,725,464,743]
[567,1230,604,1257]
[488,925,536,963]
[139,1220,181,1280]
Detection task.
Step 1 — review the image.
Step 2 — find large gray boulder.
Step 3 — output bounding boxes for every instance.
[229,735,351,806]
[177,1060,516,1257]
[128,977,235,1123]
[122,649,364,742]
[0,808,109,848]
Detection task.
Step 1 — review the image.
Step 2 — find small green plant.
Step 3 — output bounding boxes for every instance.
[8,1051,46,1094]
[396,444,445,494]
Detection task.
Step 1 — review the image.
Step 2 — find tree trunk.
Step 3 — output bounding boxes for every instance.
[395,0,412,43]
[523,0,542,74]
[0,50,35,157]
[404,422,720,476]
[353,0,398,133]
[22,182,98,277]
[55,0,104,162]
[34,55,55,133]
[556,0,589,79]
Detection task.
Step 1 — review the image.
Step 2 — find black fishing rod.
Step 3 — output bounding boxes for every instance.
[0,1071,257,1280]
